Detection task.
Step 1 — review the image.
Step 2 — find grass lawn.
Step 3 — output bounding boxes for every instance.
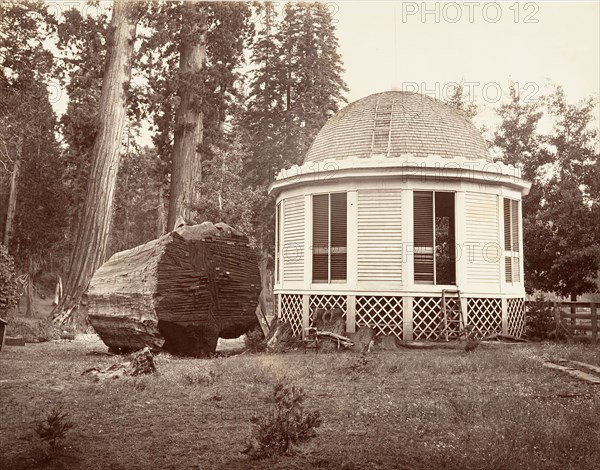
[0,338,599,470]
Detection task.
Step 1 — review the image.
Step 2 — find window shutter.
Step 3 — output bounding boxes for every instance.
[282,197,304,282]
[505,255,513,283]
[511,200,520,281]
[414,191,434,284]
[330,193,347,281]
[504,199,511,251]
[504,198,520,283]
[312,194,329,282]
[504,198,512,282]
[275,203,281,283]
[511,200,519,251]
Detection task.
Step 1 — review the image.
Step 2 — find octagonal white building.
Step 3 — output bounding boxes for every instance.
[269,91,530,340]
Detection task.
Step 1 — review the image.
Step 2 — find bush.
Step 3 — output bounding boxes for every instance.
[0,244,19,316]
[181,369,215,386]
[244,326,266,352]
[525,294,555,340]
[5,314,63,342]
[349,351,370,374]
[243,379,322,459]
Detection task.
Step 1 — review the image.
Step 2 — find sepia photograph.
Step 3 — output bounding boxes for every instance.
[1,1,599,469]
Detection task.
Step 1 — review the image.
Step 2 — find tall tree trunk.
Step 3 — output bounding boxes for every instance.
[25,275,34,317]
[167,4,207,231]
[3,135,22,248]
[53,1,139,325]
[157,185,166,237]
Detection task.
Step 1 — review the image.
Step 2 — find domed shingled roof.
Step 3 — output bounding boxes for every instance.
[304,91,491,163]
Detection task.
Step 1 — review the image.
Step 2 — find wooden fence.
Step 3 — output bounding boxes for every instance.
[551,301,598,342]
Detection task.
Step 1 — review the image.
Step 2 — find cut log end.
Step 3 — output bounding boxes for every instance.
[87,222,261,357]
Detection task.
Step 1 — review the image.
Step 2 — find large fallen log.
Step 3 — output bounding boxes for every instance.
[87,222,261,356]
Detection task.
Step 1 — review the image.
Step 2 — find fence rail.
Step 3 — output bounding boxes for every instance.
[552,301,598,342]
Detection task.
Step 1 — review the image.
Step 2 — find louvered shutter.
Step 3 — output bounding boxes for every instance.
[504,198,521,283]
[275,203,281,283]
[312,194,329,282]
[511,200,519,251]
[414,191,434,284]
[282,197,304,282]
[330,193,347,281]
[504,198,512,282]
[511,199,520,282]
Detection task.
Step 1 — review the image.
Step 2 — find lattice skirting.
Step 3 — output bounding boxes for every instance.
[279,294,303,336]
[467,298,502,337]
[309,295,347,325]
[356,296,403,339]
[506,298,525,337]
[278,293,519,340]
[413,297,443,340]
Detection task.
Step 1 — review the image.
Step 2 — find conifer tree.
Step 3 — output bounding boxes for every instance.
[0,0,59,251]
[137,1,252,230]
[53,0,142,324]
[241,2,348,306]
[244,2,347,187]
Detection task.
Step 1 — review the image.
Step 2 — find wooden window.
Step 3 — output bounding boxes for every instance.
[312,193,347,283]
[275,202,281,284]
[414,192,434,284]
[504,198,520,283]
[414,191,456,285]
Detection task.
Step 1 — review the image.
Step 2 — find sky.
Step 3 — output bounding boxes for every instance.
[49,1,600,135]
[331,1,600,131]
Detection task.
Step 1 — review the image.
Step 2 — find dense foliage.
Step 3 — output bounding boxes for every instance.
[524,294,556,340]
[0,244,19,315]
[493,83,600,298]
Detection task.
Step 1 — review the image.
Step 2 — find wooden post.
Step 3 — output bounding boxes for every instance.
[302,294,310,331]
[570,294,577,329]
[277,294,281,320]
[403,296,413,341]
[346,295,356,334]
[460,296,468,328]
[501,297,508,335]
[591,302,597,343]
[0,319,7,352]
[553,301,562,338]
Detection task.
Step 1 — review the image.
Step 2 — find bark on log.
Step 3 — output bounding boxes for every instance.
[87,222,261,356]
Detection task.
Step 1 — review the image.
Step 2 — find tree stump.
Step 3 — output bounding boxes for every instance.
[313,308,346,352]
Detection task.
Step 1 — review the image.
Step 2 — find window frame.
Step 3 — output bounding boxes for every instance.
[503,198,520,284]
[413,190,457,286]
[275,202,281,284]
[312,192,347,284]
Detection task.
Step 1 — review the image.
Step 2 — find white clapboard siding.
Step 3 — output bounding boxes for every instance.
[465,192,500,284]
[282,196,305,282]
[357,189,402,282]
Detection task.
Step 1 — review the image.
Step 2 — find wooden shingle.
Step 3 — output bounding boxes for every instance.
[305,91,491,163]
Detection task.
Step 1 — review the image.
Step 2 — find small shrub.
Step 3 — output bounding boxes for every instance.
[5,314,62,342]
[245,326,266,352]
[182,369,215,386]
[35,407,75,450]
[0,244,19,316]
[349,351,370,374]
[243,379,322,459]
[525,294,555,340]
